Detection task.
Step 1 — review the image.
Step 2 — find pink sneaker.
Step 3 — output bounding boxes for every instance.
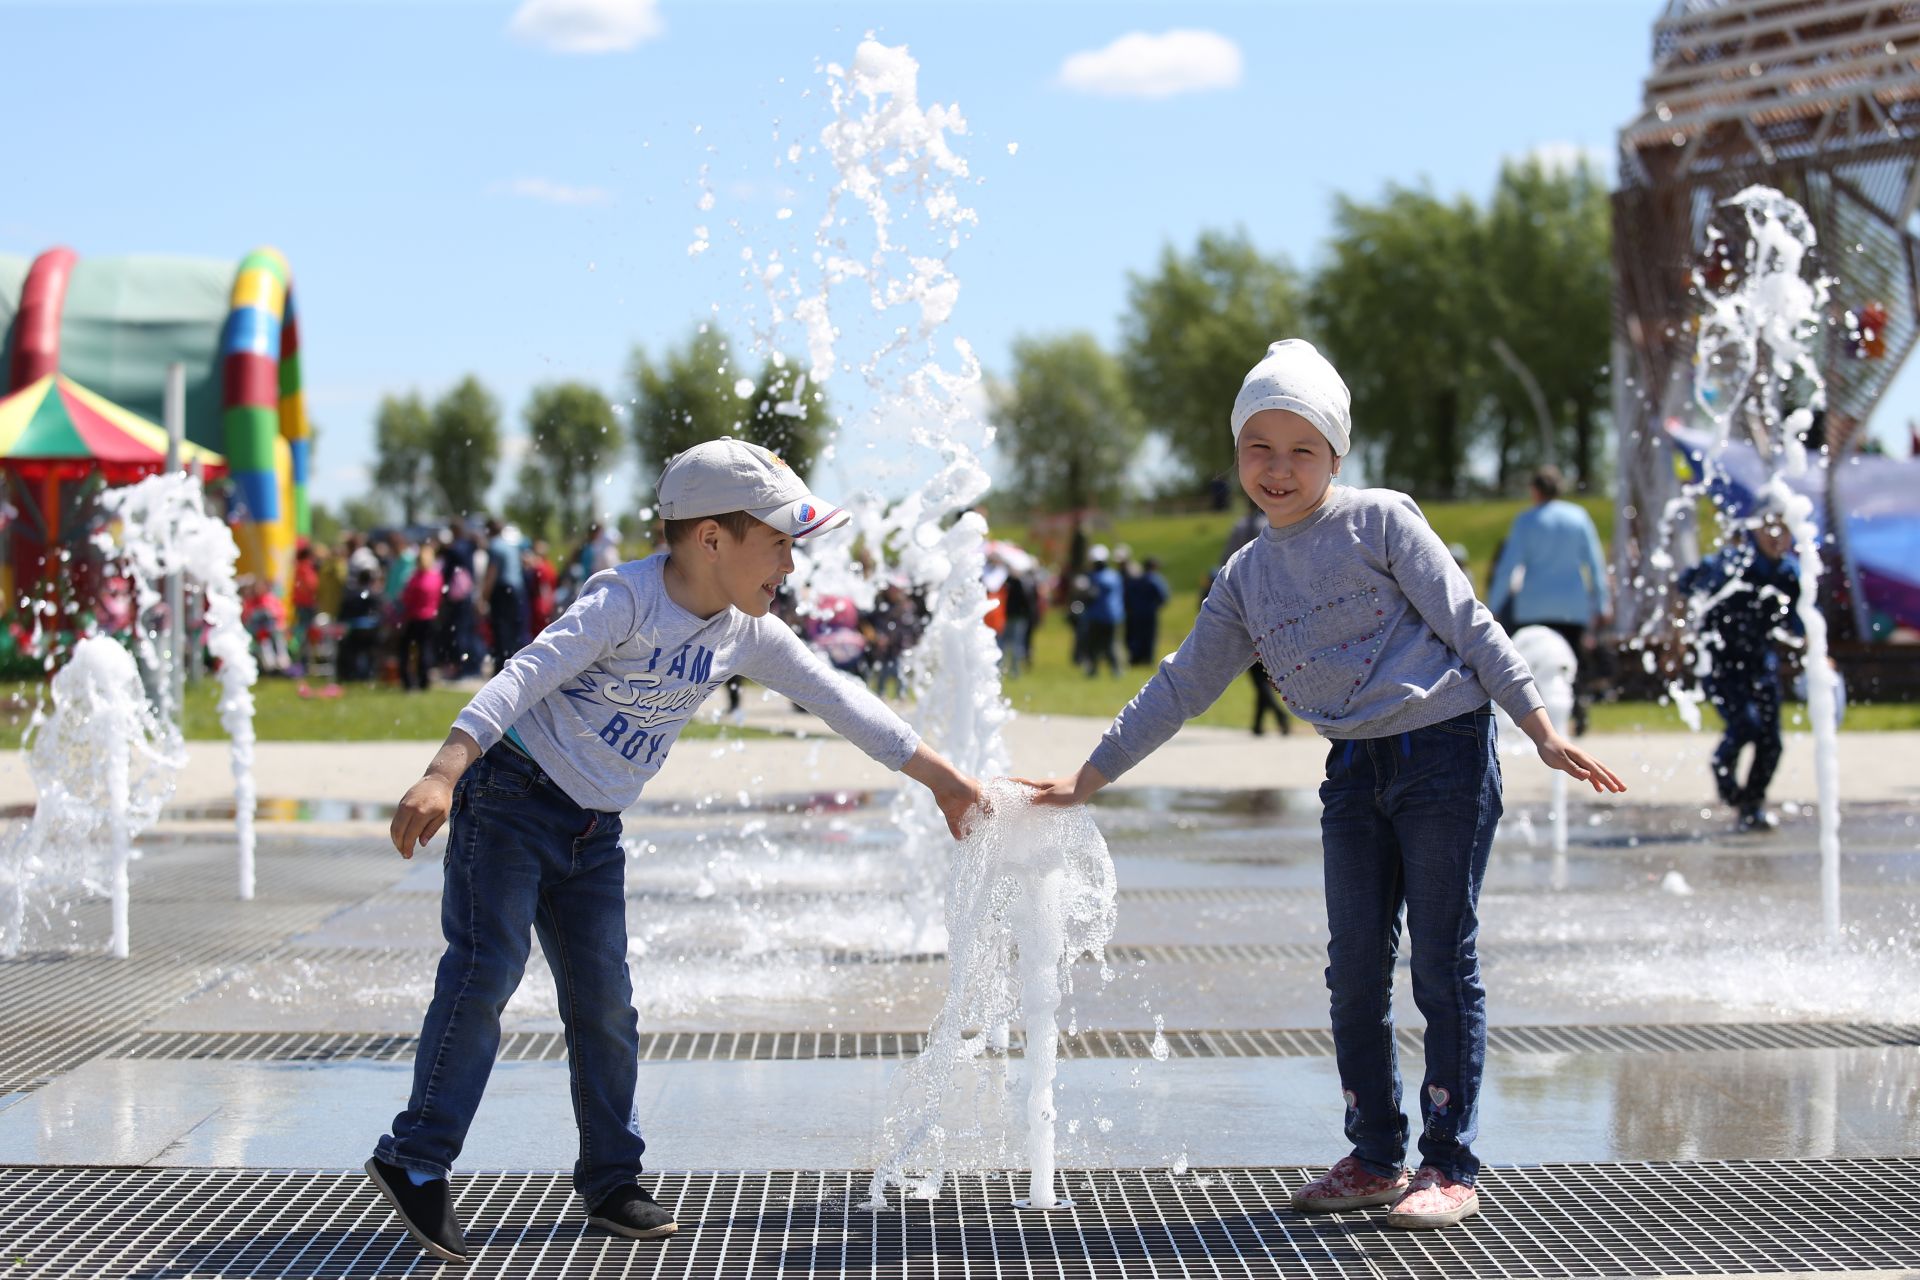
[1384,1166,1480,1229]
[1290,1156,1409,1212]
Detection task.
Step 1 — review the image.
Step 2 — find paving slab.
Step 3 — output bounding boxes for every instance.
[3,1043,1916,1171]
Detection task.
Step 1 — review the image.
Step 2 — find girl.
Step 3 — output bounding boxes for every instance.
[1020,339,1624,1230]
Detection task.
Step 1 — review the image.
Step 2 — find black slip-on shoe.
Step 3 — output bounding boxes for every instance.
[587,1184,679,1239]
[365,1157,469,1264]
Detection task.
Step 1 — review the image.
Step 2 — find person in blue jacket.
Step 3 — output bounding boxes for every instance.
[1675,500,1802,831]
[1082,546,1125,677]
[1488,466,1611,732]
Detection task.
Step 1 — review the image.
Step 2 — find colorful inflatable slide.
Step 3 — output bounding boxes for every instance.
[0,246,310,593]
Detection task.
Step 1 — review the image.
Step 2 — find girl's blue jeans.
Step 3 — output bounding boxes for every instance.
[1319,703,1501,1186]
[375,742,645,1203]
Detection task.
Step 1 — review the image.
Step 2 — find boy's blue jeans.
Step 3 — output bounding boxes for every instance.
[1704,670,1782,809]
[375,742,645,1203]
[1318,703,1501,1186]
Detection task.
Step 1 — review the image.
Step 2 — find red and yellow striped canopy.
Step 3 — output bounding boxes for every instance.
[0,374,225,480]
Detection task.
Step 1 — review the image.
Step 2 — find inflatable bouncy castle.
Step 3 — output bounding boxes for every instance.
[0,246,310,599]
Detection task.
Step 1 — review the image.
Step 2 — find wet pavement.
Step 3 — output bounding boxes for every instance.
[2,787,1918,1276]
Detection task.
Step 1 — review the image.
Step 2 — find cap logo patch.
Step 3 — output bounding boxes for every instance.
[798,503,816,523]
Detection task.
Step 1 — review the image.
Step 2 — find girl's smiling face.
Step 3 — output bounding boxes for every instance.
[1237,409,1342,527]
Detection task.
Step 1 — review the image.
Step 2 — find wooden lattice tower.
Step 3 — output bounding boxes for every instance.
[1611,0,1920,637]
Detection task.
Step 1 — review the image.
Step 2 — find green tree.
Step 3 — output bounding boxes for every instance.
[987,333,1145,513]
[1482,157,1613,489]
[310,501,343,547]
[340,495,385,535]
[1310,187,1491,498]
[504,456,560,545]
[628,327,830,487]
[1121,229,1305,493]
[515,381,619,539]
[372,392,434,525]
[428,376,502,518]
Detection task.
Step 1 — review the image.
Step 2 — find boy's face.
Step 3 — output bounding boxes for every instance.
[1753,519,1793,561]
[711,519,797,617]
[1237,409,1341,528]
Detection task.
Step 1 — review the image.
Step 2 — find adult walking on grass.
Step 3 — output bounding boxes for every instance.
[1123,556,1172,666]
[482,518,529,674]
[1081,546,1124,677]
[1487,466,1611,734]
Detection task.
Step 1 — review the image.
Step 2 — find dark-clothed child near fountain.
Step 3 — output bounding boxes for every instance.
[1019,340,1626,1231]
[367,439,983,1264]
[1676,501,1801,831]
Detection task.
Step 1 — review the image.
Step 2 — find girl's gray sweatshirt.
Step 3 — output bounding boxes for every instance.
[1088,486,1545,782]
[453,553,919,811]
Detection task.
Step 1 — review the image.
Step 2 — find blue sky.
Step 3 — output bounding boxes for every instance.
[10,0,1900,515]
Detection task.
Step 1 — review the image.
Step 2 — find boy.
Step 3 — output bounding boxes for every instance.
[367,439,983,1263]
[1676,498,1802,831]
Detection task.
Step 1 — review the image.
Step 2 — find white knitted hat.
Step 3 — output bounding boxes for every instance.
[1229,339,1352,457]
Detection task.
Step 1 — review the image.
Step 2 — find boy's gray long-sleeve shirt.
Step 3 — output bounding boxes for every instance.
[1089,486,1545,783]
[453,554,920,811]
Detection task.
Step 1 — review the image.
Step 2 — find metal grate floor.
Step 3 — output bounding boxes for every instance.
[2,1160,1915,1279]
[96,1021,1920,1064]
[0,835,412,1099]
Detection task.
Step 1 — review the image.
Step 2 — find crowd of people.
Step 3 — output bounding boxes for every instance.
[1057,545,1172,676]
[254,518,625,690]
[249,517,1193,711]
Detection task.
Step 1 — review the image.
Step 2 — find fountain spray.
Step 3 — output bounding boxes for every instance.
[698,39,1130,1206]
[1690,186,1843,942]
[94,472,260,899]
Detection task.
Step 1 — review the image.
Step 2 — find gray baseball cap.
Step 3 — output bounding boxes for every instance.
[656,438,850,539]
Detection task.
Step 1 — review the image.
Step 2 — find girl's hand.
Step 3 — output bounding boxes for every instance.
[1536,731,1627,794]
[1011,761,1109,807]
[1516,707,1625,794]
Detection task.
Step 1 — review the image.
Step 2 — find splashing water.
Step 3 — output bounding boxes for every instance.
[94,473,259,899]
[695,38,1133,1200]
[1494,625,1577,866]
[1689,186,1843,942]
[2,637,182,958]
[867,780,1117,1209]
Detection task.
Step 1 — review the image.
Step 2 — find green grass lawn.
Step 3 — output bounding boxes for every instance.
[1001,496,1920,734]
[0,678,757,750]
[6,497,1912,747]
[1004,497,1608,732]
[1002,619,1920,735]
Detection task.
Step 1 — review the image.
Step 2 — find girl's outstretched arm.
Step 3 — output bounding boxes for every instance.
[1013,760,1110,808]
[1516,707,1627,793]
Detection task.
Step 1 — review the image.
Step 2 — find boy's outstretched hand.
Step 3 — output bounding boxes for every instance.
[1518,708,1626,794]
[901,742,987,839]
[933,776,986,841]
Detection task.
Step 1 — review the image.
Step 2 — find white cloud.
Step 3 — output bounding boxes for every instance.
[1056,29,1242,100]
[507,0,663,54]
[498,177,613,207]
[1516,141,1616,183]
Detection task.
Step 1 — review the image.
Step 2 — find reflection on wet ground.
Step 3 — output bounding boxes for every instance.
[1,786,1916,1172]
